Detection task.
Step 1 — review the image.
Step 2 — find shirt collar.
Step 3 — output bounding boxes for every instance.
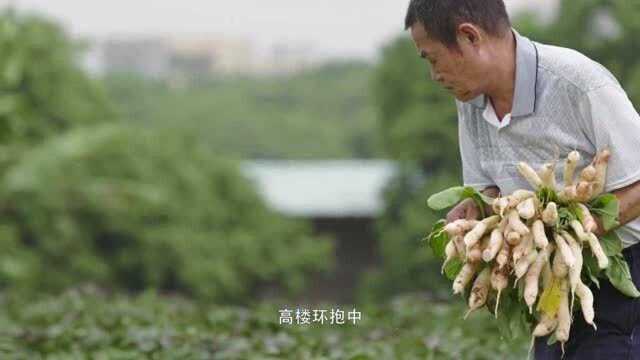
[467,28,538,117]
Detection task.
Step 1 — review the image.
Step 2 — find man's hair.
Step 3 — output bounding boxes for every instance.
[404,0,511,47]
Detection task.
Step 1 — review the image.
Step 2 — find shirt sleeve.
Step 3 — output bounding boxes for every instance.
[457,101,495,191]
[580,84,640,192]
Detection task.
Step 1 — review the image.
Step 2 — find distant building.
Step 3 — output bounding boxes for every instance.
[102,37,173,79]
[242,160,397,303]
[96,35,312,79]
[168,36,253,75]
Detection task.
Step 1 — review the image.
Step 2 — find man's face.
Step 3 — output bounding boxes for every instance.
[409,22,485,102]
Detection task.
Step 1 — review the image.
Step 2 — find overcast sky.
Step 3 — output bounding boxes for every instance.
[5,0,556,59]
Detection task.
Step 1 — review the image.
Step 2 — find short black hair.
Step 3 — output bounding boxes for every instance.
[404,0,511,47]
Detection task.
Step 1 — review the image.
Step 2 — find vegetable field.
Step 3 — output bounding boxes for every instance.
[1,288,528,359]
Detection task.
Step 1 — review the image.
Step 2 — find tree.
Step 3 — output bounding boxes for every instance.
[0,124,333,302]
[0,9,114,163]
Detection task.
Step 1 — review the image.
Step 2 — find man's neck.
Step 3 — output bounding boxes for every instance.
[485,31,517,120]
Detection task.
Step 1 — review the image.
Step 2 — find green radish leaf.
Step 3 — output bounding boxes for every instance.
[582,250,602,289]
[496,290,515,340]
[537,187,559,206]
[557,207,577,229]
[507,292,529,340]
[589,194,620,231]
[443,258,464,281]
[509,307,528,340]
[599,232,623,257]
[427,186,494,212]
[546,332,558,345]
[571,203,584,222]
[426,220,448,258]
[495,288,529,341]
[462,186,494,205]
[605,255,640,298]
[427,186,465,210]
[517,277,525,300]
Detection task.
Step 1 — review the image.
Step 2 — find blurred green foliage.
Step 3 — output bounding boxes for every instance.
[0,9,333,303]
[0,10,114,167]
[102,61,383,159]
[0,287,528,359]
[0,125,332,302]
[1,0,640,356]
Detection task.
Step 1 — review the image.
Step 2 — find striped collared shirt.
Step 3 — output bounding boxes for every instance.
[456,29,640,248]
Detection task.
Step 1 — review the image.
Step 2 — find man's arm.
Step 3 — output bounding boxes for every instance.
[594,179,640,236]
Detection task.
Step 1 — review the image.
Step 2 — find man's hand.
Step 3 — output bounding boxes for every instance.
[446,197,481,223]
[592,215,605,237]
[446,186,500,224]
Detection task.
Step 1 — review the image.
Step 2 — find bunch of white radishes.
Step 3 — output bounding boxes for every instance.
[439,149,613,352]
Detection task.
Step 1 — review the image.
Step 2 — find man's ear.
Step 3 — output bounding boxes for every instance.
[457,23,482,46]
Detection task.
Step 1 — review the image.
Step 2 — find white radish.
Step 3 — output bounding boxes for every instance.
[554,233,576,269]
[493,197,510,217]
[515,249,538,282]
[483,228,504,262]
[552,249,569,278]
[464,215,500,247]
[564,150,580,187]
[445,219,479,236]
[592,149,611,197]
[512,189,535,202]
[533,313,558,337]
[505,190,535,210]
[586,232,609,269]
[532,220,549,249]
[517,197,536,220]
[507,209,530,235]
[542,202,558,226]
[576,281,596,330]
[466,242,483,263]
[538,162,557,190]
[444,222,462,237]
[506,231,522,246]
[555,279,571,345]
[513,233,533,265]
[561,230,582,312]
[442,240,458,274]
[453,262,478,294]
[530,312,559,359]
[576,181,593,202]
[577,203,597,233]
[569,220,588,243]
[461,220,480,232]
[542,258,553,288]
[579,164,596,182]
[491,262,510,317]
[466,266,491,318]
[452,234,466,258]
[497,216,508,235]
[560,184,577,202]
[496,243,511,269]
[517,162,543,189]
[524,244,553,312]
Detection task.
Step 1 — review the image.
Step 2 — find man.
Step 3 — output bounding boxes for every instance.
[404,0,640,358]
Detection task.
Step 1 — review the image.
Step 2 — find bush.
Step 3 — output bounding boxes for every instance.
[0,124,333,302]
[357,167,460,302]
